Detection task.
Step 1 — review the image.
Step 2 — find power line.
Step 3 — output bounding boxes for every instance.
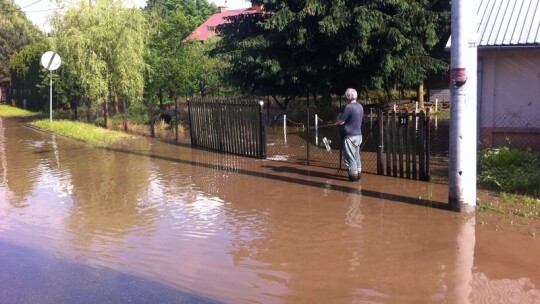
[1,0,43,13]
[23,8,56,13]
[19,0,43,10]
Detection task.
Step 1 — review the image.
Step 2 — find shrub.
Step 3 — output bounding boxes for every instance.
[478,146,540,196]
[93,117,105,127]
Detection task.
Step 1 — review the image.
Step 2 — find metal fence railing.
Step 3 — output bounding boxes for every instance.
[188,98,266,159]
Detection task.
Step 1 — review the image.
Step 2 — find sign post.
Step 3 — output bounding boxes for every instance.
[40,51,62,122]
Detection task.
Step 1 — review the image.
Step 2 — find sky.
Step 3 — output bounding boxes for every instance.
[13,0,252,32]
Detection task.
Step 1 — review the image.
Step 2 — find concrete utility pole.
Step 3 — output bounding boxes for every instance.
[449,0,478,212]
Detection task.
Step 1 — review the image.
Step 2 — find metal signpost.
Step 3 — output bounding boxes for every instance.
[40,51,62,122]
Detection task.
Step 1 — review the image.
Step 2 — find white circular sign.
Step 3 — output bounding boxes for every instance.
[41,51,62,71]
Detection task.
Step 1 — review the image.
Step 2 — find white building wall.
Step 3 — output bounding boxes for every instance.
[480,49,540,128]
[479,49,540,150]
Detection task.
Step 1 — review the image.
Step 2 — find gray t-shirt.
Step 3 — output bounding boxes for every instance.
[340,102,364,138]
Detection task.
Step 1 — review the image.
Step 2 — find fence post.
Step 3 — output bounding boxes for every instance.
[377,109,384,175]
[283,114,287,144]
[370,108,373,130]
[315,114,319,147]
[259,101,266,158]
[425,108,431,181]
[306,106,310,166]
[391,110,398,177]
[187,98,193,145]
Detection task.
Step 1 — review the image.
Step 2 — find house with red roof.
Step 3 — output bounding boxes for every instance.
[185,3,262,42]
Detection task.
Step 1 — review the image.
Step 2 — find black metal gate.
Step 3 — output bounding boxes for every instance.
[188,98,266,158]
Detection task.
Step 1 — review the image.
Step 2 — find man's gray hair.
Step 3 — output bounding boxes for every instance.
[344,88,358,101]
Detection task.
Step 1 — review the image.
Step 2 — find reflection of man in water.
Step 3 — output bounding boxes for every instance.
[337,88,364,181]
[345,188,363,227]
[345,188,363,273]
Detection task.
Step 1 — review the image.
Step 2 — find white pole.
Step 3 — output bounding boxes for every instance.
[449,0,478,212]
[370,108,373,130]
[283,114,287,144]
[315,114,318,146]
[49,70,53,122]
[415,101,418,113]
[435,98,439,113]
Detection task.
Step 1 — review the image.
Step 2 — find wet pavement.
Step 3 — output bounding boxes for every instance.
[0,117,539,303]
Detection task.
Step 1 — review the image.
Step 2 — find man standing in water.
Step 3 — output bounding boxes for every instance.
[337,88,364,181]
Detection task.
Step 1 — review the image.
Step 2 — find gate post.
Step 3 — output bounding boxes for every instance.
[425,108,431,181]
[258,100,266,159]
[377,109,384,175]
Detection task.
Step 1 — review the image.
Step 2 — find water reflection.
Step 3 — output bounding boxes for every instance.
[444,214,476,303]
[471,272,540,302]
[345,188,363,228]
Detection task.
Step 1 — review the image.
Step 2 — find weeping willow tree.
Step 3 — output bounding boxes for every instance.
[52,0,147,129]
[0,0,45,83]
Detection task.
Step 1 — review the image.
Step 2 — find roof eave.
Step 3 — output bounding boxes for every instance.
[477,44,540,51]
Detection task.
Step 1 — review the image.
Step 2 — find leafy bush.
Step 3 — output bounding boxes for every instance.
[109,105,150,126]
[478,146,540,196]
[93,117,105,127]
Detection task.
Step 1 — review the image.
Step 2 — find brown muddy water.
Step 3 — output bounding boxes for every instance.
[0,117,539,304]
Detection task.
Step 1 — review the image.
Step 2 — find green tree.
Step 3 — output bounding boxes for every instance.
[0,0,45,83]
[144,2,222,106]
[144,0,217,21]
[53,0,147,128]
[215,0,450,108]
[9,42,51,110]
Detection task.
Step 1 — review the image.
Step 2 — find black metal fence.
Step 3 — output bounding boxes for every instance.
[184,97,449,183]
[264,108,433,181]
[188,98,266,158]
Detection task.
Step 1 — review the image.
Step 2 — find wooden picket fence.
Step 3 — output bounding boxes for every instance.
[377,109,430,181]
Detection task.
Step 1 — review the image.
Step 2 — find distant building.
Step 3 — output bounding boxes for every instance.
[475,0,540,150]
[447,0,540,151]
[184,3,263,42]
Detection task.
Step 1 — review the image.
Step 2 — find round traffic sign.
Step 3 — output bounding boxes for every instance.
[41,51,62,71]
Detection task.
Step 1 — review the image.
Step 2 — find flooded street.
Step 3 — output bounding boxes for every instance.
[1,117,539,303]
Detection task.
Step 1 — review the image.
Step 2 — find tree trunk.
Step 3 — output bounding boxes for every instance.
[71,97,79,121]
[86,99,92,123]
[122,99,128,132]
[113,90,120,115]
[159,88,164,111]
[175,97,179,142]
[149,103,155,138]
[103,101,108,129]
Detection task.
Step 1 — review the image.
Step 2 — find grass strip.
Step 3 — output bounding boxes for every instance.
[30,119,130,144]
[0,105,40,117]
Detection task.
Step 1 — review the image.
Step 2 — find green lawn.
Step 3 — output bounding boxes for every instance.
[0,105,40,117]
[30,119,130,144]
